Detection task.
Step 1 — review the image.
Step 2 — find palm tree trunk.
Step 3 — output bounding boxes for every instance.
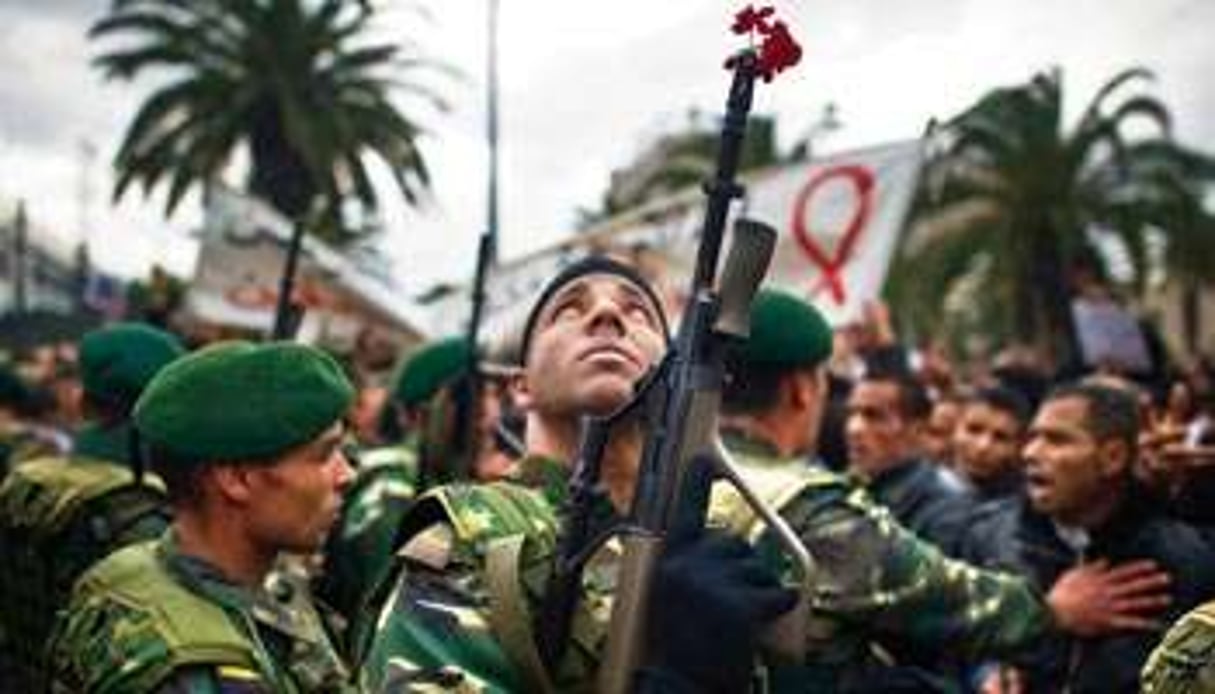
[1182,280,1200,358]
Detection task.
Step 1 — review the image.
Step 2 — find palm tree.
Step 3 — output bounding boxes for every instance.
[90,0,447,245]
[893,67,1215,363]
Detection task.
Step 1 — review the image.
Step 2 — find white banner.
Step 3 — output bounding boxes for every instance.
[186,188,428,343]
[430,140,923,339]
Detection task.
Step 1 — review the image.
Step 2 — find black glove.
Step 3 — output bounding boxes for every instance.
[639,458,798,693]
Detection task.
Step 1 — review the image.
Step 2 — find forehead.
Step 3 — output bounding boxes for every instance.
[965,402,1022,430]
[850,380,900,407]
[540,273,659,317]
[1031,396,1090,432]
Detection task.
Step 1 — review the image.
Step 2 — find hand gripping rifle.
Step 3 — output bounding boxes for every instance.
[537,23,814,693]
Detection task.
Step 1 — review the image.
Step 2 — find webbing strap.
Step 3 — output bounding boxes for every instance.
[485,535,555,694]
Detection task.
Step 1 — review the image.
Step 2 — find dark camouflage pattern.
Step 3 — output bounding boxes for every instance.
[49,533,356,693]
[321,441,421,626]
[1142,600,1215,693]
[359,456,617,693]
[0,448,169,691]
[713,432,1051,689]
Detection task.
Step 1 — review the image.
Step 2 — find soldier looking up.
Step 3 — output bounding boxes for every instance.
[360,256,795,693]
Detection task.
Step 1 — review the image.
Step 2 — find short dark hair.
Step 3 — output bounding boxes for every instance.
[146,443,281,506]
[1044,382,1139,451]
[861,371,931,421]
[969,386,1032,429]
[146,443,207,506]
[722,361,789,415]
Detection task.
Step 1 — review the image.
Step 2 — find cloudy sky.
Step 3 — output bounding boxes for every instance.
[2,0,1213,295]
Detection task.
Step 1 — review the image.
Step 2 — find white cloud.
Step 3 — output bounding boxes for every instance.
[1,0,1212,296]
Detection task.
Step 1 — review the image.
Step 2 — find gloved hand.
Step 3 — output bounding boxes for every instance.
[639,457,798,693]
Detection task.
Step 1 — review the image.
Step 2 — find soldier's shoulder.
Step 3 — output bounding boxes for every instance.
[410,480,558,552]
[53,542,255,692]
[1143,600,1215,693]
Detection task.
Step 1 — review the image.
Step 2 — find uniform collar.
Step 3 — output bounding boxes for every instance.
[72,421,133,466]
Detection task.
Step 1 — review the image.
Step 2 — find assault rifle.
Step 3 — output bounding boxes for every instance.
[417,230,495,491]
[538,31,814,694]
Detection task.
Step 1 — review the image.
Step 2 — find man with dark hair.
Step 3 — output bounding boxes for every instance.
[923,393,964,465]
[953,385,1032,502]
[958,382,1215,693]
[845,370,970,549]
[49,341,358,692]
[715,290,1179,692]
[361,256,793,692]
[0,323,183,690]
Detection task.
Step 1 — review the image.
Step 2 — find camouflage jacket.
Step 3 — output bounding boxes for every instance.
[358,455,616,693]
[362,437,1051,693]
[1142,599,1215,693]
[0,418,63,476]
[711,432,1052,691]
[0,422,169,691]
[49,532,357,693]
[320,441,422,628]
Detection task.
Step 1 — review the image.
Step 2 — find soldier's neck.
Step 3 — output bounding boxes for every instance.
[527,416,641,513]
[173,509,274,587]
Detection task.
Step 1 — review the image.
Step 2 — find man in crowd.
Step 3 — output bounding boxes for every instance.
[957,382,1215,693]
[716,289,1178,692]
[844,368,971,550]
[49,341,358,692]
[923,393,964,466]
[360,256,794,692]
[0,322,183,690]
[953,385,1032,503]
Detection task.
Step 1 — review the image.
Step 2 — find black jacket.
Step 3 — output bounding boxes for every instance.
[955,490,1215,694]
[867,458,973,555]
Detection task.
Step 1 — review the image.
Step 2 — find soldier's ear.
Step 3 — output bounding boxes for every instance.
[512,370,533,411]
[211,463,257,505]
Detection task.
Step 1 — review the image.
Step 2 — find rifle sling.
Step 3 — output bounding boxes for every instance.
[485,535,556,694]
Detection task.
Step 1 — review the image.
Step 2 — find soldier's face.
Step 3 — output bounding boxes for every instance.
[520,274,666,419]
[245,423,354,553]
[1023,397,1126,526]
[953,403,1023,483]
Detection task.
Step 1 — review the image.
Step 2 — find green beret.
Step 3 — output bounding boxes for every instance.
[739,289,833,369]
[0,363,31,409]
[79,323,185,404]
[392,337,472,408]
[134,341,354,461]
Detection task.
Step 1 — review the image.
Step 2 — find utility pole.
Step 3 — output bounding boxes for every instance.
[485,0,501,264]
[13,201,28,315]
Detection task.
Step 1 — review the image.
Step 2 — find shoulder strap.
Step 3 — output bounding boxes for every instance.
[71,543,258,684]
[485,534,557,694]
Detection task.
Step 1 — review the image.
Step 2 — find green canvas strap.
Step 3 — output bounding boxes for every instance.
[485,534,556,694]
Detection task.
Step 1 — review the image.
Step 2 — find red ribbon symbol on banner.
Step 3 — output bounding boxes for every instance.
[790,164,876,305]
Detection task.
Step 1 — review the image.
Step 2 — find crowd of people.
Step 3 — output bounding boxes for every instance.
[2,252,1215,693]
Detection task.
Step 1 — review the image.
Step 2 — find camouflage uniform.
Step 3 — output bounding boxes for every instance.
[358,455,616,693]
[1142,600,1215,693]
[49,531,355,693]
[0,421,170,691]
[711,431,1051,690]
[361,439,1048,692]
[320,439,422,630]
[0,419,63,476]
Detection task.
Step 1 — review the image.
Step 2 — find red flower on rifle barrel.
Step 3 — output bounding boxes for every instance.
[728,5,802,81]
